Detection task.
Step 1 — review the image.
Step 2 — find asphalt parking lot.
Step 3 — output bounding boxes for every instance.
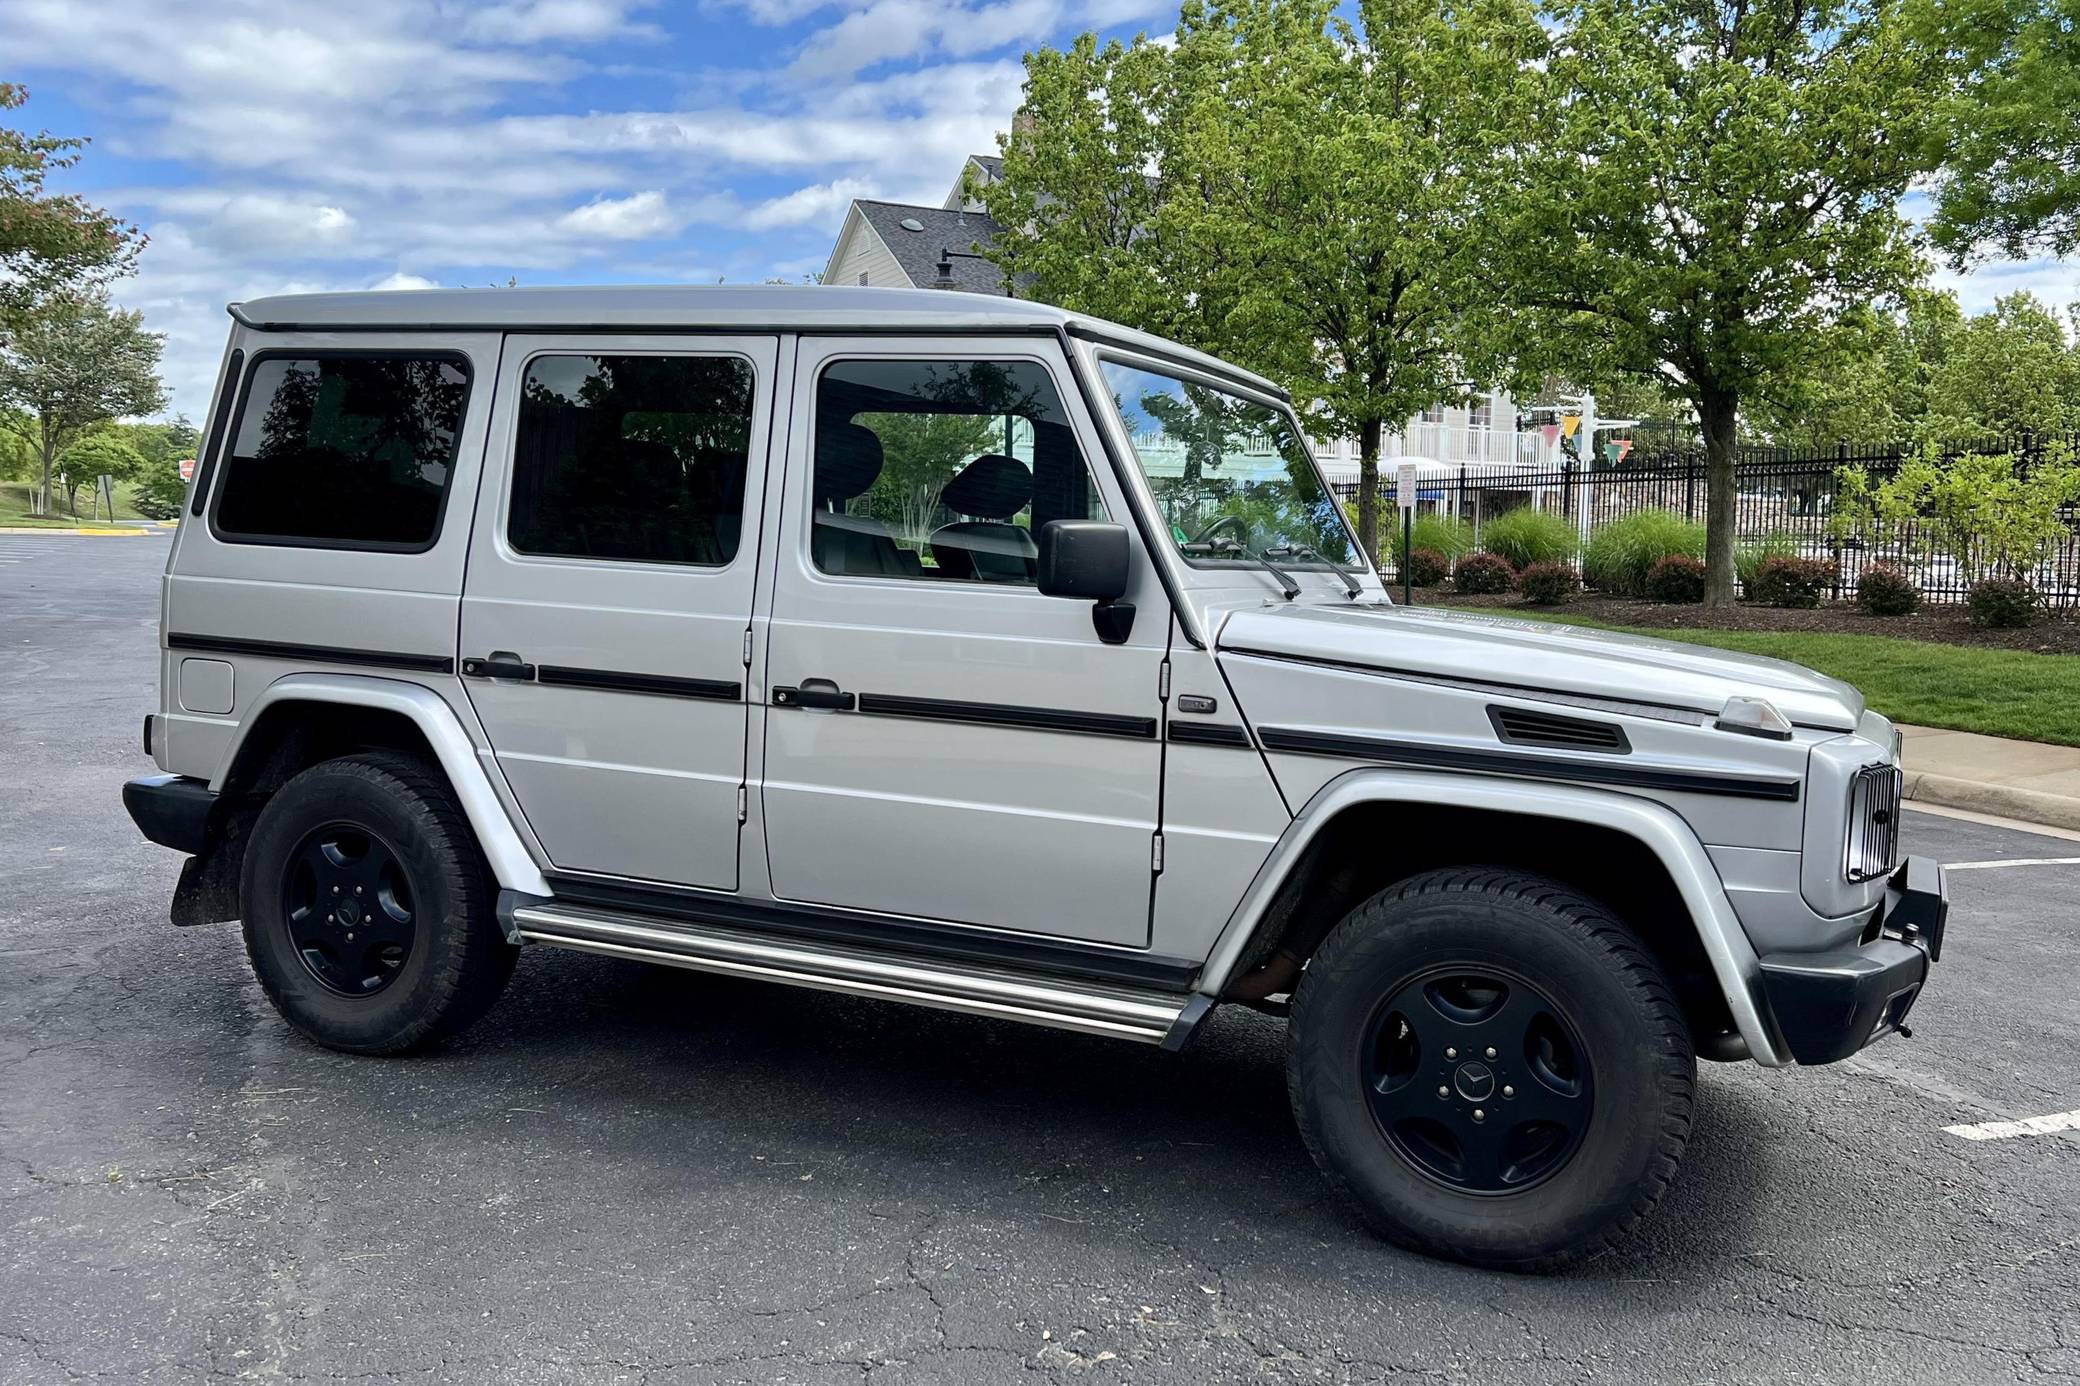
[4,531,2078,1385]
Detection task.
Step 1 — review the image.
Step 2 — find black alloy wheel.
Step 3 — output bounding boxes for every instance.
[280,822,419,996]
[1363,967,1593,1194]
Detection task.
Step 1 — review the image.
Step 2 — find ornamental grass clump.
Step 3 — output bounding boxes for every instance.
[1581,510,1706,596]
[1479,506,1578,570]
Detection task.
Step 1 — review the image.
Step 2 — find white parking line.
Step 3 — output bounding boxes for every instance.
[1943,857,2080,871]
[1944,1110,2080,1141]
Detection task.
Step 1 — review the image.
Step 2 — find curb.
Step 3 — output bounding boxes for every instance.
[0,525,150,536]
[1903,770,2080,835]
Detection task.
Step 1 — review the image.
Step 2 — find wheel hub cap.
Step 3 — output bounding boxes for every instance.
[280,824,416,996]
[1362,968,1595,1195]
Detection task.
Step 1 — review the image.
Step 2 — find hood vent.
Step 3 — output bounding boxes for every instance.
[1488,705,1631,754]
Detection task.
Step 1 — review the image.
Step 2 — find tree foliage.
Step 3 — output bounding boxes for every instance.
[984,0,1545,559]
[1928,0,2080,262]
[1832,442,2080,579]
[1,85,142,329]
[1498,0,1948,603]
[53,431,146,517]
[0,291,167,512]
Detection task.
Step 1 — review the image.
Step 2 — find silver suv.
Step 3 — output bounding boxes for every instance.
[124,285,1946,1269]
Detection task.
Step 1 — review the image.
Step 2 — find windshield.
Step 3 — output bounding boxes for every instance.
[1100,360,1362,571]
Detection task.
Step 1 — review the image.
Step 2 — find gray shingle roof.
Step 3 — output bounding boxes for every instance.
[854,200,1008,295]
[968,154,1004,179]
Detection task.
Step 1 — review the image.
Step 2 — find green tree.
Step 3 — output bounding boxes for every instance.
[1928,0,2080,263]
[52,432,146,518]
[985,0,1545,560]
[1920,291,2080,438]
[1,84,143,327]
[0,291,167,513]
[1501,0,1948,604]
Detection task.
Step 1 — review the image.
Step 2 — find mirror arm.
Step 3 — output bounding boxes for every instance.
[1091,600,1135,646]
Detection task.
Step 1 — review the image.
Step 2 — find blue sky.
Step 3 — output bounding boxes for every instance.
[4,0,2074,422]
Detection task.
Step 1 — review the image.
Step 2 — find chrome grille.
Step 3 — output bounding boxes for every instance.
[1845,764,1903,883]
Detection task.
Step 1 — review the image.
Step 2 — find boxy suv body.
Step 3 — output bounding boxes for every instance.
[125,285,1947,1268]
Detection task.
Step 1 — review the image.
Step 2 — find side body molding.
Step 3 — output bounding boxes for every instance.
[1195,767,1791,1068]
[218,673,552,898]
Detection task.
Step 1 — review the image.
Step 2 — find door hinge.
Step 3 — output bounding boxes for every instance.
[1151,832,1165,874]
[742,629,753,666]
[736,786,748,823]
[1158,661,1171,700]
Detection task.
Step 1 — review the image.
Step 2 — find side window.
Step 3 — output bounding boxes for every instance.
[213,352,469,549]
[508,354,754,567]
[810,358,1104,585]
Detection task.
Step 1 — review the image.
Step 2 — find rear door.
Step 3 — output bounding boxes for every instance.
[460,335,779,891]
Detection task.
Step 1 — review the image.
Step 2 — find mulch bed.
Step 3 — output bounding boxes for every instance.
[1415,588,2080,656]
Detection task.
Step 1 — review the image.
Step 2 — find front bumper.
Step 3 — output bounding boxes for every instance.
[1757,855,1947,1065]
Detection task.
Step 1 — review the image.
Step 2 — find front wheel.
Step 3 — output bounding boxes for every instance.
[1287,868,1695,1270]
[240,752,517,1055]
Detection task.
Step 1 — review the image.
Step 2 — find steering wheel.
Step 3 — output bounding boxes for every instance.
[1185,513,1250,548]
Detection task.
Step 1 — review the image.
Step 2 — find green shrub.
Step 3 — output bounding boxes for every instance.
[1455,551,1516,594]
[1855,564,1920,617]
[1581,510,1706,595]
[1736,531,1800,594]
[1967,577,2042,628]
[1516,561,1578,605]
[1401,547,1450,587]
[130,461,187,520]
[1394,513,1474,569]
[1748,556,1836,608]
[1645,555,1707,603]
[1479,507,1578,569]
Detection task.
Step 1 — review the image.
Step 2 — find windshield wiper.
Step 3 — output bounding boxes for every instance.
[1181,537,1301,600]
[1264,545,1364,598]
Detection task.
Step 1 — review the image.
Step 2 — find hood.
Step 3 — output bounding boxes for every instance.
[1215,602,1863,732]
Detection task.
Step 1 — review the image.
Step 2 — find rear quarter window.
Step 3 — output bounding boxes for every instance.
[211,352,471,550]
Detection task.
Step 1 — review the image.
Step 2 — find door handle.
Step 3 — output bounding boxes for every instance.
[462,651,537,681]
[773,679,854,711]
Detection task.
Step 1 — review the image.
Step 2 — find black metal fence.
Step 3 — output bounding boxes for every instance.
[1336,430,2080,609]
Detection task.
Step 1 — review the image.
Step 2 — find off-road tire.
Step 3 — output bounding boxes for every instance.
[240,752,517,1054]
[1287,868,1695,1270]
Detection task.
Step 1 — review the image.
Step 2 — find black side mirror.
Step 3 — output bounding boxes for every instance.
[1037,520,1135,644]
[1038,520,1130,601]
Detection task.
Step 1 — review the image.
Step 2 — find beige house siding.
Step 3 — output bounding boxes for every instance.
[824,208,912,288]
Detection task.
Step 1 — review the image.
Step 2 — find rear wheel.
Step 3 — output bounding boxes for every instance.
[1287,868,1694,1270]
[240,753,517,1054]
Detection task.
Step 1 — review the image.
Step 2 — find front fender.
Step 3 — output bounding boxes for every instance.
[1195,767,1792,1068]
[221,673,551,897]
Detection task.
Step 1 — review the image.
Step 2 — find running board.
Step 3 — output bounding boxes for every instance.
[509,898,1213,1049]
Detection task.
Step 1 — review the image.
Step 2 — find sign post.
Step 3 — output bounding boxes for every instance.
[1397,462,1418,605]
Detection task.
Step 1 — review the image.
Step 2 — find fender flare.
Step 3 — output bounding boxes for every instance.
[1196,767,1791,1068]
[217,673,552,898]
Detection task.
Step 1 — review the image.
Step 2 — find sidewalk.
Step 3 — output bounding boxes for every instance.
[1901,725,2080,833]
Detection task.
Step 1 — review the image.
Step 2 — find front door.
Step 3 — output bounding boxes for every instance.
[461,335,778,891]
[757,338,1167,947]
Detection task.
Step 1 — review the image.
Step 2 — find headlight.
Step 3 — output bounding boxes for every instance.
[1845,763,1903,883]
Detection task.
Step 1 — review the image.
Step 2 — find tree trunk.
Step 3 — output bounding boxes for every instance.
[1700,388,1739,608]
[1357,419,1381,565]
[38,419,56,516]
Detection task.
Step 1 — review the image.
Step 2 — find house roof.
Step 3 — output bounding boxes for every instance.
[853,199,1008,296]
[967,154,1004,179]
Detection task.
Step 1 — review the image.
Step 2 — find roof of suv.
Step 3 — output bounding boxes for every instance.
[227,284,1286,399]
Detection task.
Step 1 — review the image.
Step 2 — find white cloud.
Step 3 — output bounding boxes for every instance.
[460,0,655,43]
[745,178,878,229]
[556,189,680,239]
[369,272,442,291]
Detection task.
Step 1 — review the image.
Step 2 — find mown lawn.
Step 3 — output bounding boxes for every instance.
[0,480,150,528]
[1462,605,2080,747]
